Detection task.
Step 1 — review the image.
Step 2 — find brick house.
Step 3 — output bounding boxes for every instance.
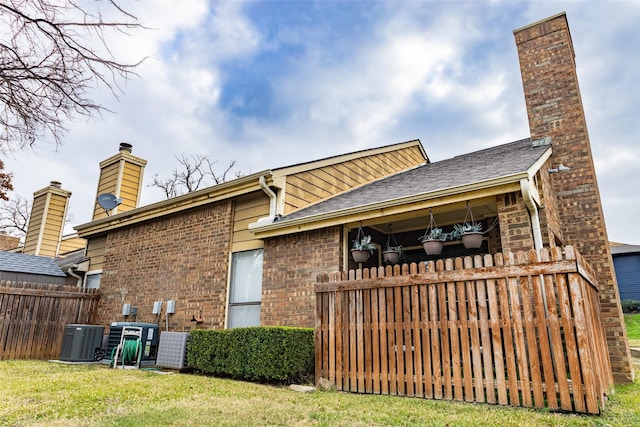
[72,13,632,382]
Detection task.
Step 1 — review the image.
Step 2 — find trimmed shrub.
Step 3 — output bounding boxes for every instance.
[621,299,640,313]
[187,326,314,384]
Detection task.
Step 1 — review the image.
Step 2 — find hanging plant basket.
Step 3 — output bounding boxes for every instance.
[461,232,483,249]
[351,224,375,263]
[382,250,401,264]
[382,224,402,264]
[422,240,444,255]
[451,202,484,250]
[418,208,448,256]
[351,249,371,263]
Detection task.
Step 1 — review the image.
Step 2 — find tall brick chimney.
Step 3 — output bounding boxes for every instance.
[514,13,633,383]
[22,181,71,257]
[92,143,147,221]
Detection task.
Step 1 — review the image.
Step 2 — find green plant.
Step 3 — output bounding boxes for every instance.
[383,244,402,253]
[352,234,375,253]
[450,222,482,240]
[622,300,640,314]
[187,326,314,384]
[419,227,448,242]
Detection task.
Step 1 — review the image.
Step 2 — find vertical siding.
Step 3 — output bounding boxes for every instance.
[283,145,425,214]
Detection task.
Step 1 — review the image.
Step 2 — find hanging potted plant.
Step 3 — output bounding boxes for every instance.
[452,223,483,249]
[418,208,447,256]
[450,202,484,249]
[382,224,402,264]
[419,227,448,255]
[351,226,375,263]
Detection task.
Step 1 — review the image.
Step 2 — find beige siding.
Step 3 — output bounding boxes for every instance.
[231,192,269,252]
[38,193,66,256]
[119,162,143,211]
[86,236,106,271]
[23,196,46,254]
[283,145,425,214]
[59,236,87,255]
[93,162,121,220]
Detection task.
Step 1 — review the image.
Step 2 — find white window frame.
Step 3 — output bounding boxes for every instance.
[226,249,263,328]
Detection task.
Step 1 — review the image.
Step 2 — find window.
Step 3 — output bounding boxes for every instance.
[84,273,101,289]
[228,249,263,328]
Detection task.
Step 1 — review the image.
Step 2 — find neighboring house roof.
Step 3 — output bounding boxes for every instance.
[55,248,88,270]
[611,244,640,255]
[251,138,551,235]
[0,251,66,277]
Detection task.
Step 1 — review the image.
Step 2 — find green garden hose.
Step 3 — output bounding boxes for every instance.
[111,337,143,368]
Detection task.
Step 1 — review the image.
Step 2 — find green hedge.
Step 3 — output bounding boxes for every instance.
[187,326,314,384]
[621,300,640,313]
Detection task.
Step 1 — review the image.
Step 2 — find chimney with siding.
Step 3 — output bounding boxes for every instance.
[514,13,633,382]
[22,181,71,257]
[92,143,147,221]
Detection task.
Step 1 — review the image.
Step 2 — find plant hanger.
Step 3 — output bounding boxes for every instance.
[384,224,400,250]
[463,201,479,228]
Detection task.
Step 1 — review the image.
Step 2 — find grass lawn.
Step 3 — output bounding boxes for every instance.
[1,359,639,427]
[625,313,640,347]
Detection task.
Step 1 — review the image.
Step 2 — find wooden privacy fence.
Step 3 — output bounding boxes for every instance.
[315,246,613,414]
[0,281,100,360]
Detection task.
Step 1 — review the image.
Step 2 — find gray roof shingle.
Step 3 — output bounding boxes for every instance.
[280,138,550,222]
[0,251,67,277]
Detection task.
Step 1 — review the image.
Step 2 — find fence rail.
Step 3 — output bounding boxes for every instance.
[0,281,100,360]
[315,246,613,414]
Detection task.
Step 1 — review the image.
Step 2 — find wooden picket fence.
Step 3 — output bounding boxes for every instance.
[315,246,613,414]
[0,281,100,360]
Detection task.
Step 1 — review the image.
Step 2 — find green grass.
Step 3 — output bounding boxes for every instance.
[1,360,639,426]
[625,313,640,347]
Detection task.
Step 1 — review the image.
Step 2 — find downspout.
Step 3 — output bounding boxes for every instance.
[66,264,83,288]
[520,178,543,251]
[253,175,278,226]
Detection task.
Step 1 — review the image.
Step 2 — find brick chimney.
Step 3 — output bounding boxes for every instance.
[514,13,633,383]
[22,181,71,257]
[92,143,147,221]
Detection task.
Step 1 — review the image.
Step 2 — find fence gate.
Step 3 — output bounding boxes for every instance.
[315,247,613,414]
[0,281,100,360]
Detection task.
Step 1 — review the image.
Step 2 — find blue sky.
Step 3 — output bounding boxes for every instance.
[4,0,640,244]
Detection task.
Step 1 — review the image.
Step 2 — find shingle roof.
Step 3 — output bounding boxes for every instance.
[0,251,67,277]
[55,248,88,270]
[611,244,640,255]
[280,138,550,222]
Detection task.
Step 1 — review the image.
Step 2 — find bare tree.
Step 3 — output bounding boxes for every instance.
[0,194,30,237]
[0,159,12,200]
[0,0,145,153]
[149,155,243,199]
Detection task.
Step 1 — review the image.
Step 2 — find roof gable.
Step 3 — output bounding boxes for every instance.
[256,138,551,231]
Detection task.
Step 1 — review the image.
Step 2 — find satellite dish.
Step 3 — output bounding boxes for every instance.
[97,193,123,215]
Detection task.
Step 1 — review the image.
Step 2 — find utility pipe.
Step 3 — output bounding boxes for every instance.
[520,178,543,251]
[250,175,278,227]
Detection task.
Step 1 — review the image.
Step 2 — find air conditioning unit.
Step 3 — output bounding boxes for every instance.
[59,324,105,362]
[104,322,159,365]
[156,332,189,370]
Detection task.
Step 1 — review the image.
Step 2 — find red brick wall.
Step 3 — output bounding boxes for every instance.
[262,226,342,327]
[96,202,233,332]
[515,13,633,382]
[538,161,563,247]
[496,192,533,253]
